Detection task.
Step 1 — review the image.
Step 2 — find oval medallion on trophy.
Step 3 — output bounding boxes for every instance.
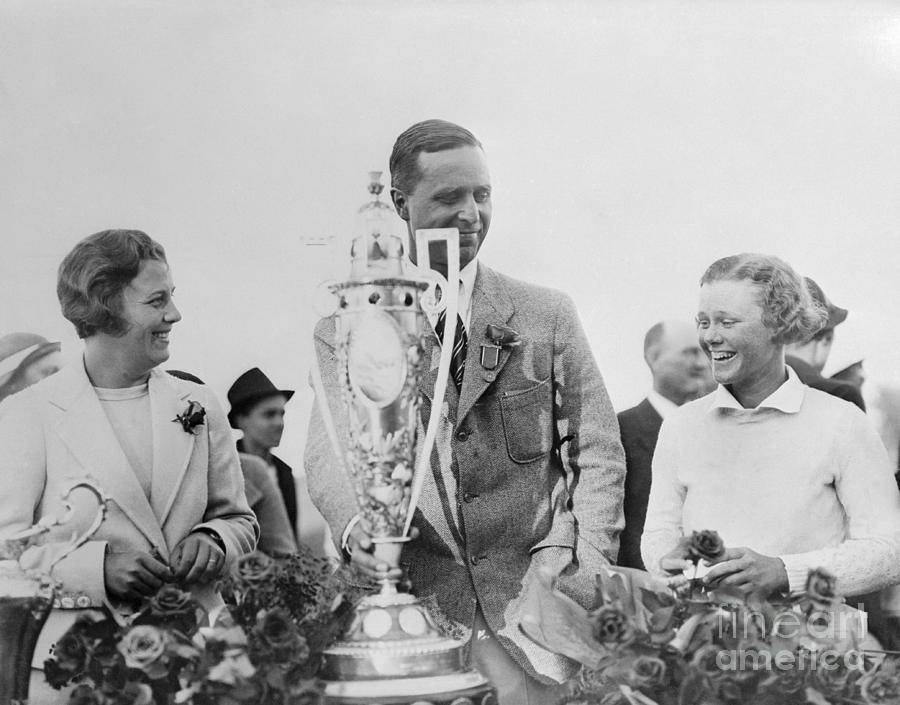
[346,310,408,407]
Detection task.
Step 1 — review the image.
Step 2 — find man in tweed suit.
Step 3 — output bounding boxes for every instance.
[305,120,625,704]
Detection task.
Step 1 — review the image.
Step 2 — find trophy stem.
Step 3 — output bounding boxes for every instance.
[371,537,409,597]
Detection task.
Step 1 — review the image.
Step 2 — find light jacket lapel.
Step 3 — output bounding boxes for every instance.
[457,265,514,424]
[149,369,196,527]
[51,362,166,552]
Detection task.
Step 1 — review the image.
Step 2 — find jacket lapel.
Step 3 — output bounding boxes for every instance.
[149,369,196,527]
[457,265,514,424]
[51,362,166,552]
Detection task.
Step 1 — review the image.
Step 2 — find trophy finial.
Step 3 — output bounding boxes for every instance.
[367,171,385,197]
[352,171,405,277]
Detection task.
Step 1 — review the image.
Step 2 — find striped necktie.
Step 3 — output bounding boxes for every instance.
[435,310,468,389]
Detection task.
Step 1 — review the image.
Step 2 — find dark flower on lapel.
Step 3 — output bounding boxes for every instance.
[173,400,206,434]
[485,323,521,348]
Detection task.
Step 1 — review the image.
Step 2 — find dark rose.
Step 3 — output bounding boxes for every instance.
[53,630,89,672]
[811,658,855,696]
[485,323,521,347]
[149,585,193,615]
[691,644,724,677]
[590,605,633,645]
[688,530,725,563]
[770,667,807,696]
[254,608,303,658]
[68,684,105,705]
[806,567,839,609]
[233,551,276,585]
[712,674,745,704]
[173,400,206,434]
[629,655,667,691]
[120,681,154,705]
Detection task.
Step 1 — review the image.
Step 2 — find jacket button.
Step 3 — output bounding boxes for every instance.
[463,492,475,503]
[456,430,470,441]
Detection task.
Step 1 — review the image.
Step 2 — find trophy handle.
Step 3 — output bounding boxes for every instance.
[403,228,460,536]
[45,477,110,572]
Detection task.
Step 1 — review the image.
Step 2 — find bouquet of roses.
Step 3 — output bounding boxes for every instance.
[521,530,900,705]
[45,545,364,705]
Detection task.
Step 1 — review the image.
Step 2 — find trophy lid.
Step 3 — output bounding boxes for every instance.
[351,171,406,278]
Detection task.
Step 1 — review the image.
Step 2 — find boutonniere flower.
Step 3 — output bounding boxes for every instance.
[481,324,522,370]
[173,400,206,434]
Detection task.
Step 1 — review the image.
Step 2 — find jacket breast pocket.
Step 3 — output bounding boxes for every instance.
[499,378,553,463]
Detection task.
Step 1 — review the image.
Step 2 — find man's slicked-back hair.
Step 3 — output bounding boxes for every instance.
[389,119,483,194]
[57,229,167,339]
[700,253,827,345]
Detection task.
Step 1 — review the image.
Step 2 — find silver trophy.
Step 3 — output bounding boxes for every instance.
[0,477,109,705]
[312,173,494,705]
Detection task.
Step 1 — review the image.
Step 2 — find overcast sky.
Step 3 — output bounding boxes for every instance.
[3,1,900,546]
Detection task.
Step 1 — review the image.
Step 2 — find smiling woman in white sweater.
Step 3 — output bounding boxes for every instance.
[641,253,900,600]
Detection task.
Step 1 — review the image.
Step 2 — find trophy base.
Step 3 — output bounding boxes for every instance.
[323,675,496,705]
[321,590,495,705]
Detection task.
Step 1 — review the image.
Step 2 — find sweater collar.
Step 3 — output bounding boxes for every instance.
[710,366,805,413]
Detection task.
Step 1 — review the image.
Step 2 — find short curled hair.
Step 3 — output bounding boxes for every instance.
[389,119,482,194]
[700,253,827,345]
[57,229,167,339]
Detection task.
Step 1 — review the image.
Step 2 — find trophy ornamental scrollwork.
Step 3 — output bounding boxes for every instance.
[311,173,495,704]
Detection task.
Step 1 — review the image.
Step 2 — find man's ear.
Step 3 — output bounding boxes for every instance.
[391,188,410,221]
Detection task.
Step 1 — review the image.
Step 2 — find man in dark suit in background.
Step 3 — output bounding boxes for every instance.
[785,277,865,411]
[617,320,713,569]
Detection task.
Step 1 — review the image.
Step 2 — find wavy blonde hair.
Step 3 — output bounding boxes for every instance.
[700,254,827,344]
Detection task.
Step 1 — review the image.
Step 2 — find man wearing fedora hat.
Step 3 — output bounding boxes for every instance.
[785,277,865,411]
[0,332,64,403]
[227,368,298,536]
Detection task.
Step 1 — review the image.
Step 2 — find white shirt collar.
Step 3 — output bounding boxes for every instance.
[647,389,679,419]
[710,366,806,413]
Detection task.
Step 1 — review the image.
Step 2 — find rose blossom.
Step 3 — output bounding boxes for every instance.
[121,681,154,705]
[117,625,169,679]
[150,585,194,615]
[52,630,89,671]
[629,655,667,690]
[805,567,838,609]
[233,551,276,585]
[254,608,303,659]
[861,659,900,704]
[590,606,633,645]
[688,530,725,563]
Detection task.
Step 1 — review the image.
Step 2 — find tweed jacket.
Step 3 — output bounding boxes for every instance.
[0,360,258,659]
[305,263,625,682]
[616,398,663,570]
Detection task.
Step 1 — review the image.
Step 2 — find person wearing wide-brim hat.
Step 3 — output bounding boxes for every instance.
[227,367,298,536]
[0,332,63,402]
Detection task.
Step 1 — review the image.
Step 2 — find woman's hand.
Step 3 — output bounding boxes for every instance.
[104,550,173,601]
[657,535,695,574]
[170,532,225,585]
[702,546,788,596]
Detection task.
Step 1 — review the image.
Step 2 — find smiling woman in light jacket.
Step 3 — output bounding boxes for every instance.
[642,253,900,602]
[0,229,258,659]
